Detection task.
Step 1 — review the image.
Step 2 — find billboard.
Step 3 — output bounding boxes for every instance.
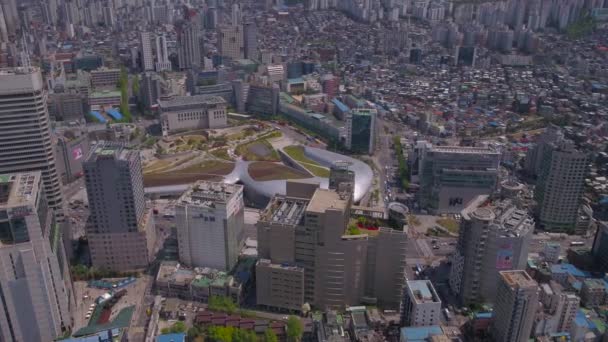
[496,243,514,270]
[72,147,83,160]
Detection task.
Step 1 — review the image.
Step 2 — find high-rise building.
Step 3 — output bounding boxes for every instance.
[492,271,538,342]
[243,22,258,60]
[245,83,279,116]
[0,67,63,210]
[83,142,156,271]
[178,21,201,70]
[524,125,564,178]
[345,108,376,155]
[535,139,587,232]
[0,172,72,342]
[176,181,244,271]
[256,181,407,311]
[449,197,533,306]
[140,31,154,71]
[218,25,244,61]
[140,72,162,110]
[401,280,442,327]
[592,221,608,272]
[155,33,171,72]
[416,143,500,213]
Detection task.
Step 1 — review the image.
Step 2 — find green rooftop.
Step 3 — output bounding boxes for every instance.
[192,277,213,288]
[0,175,11,183]
[89,90,121,99]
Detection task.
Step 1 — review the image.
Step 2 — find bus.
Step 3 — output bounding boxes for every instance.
[570,241,585,247]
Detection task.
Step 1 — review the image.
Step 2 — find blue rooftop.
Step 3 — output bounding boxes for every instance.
[551,263,589,278]
[287,77,304,84]
[475,312,493,319]
[62,328,121,342]
[400,326,443,342]
[156,333,186,342]
[331,99,350,113]
[575,310,592,328]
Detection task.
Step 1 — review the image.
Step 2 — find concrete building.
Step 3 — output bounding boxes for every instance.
[534,281,579,337]
[580,279,606,307]
[140,31,154,71]
[84,142,155,271]
[449,197,533,306]
[0,172,72,342]
[55,129,90,184]
[176,181,244,271]
[0,67,63,210]
[592,221,608,272]
[155,33,171,72]
[246,83,279,116]
[256,181,407,311]
[90,67,121,88]
[218,25,244,61]
[524,125,563,178]
[140,72,162,110]
[492,270,539,342]
[49,93,86,122]
[535,139,587,232]
[401,280,442,327]
[159,95,227,136]
[177,21,200,70]
[345,108,376,155]
[243,22,258,60]
[417,143,500,213]
[543,242,561,263]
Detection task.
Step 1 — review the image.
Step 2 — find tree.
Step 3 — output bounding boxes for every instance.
[208,326,235,342]
[286,316,303,342]
[208,296,237,314]
[264,329,278,342]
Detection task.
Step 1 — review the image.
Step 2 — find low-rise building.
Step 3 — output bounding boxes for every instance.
[580,279,606,308]
[401,280,442,327]
[159,95,228,136]
[155,261,243,304]
[90,67,121,88]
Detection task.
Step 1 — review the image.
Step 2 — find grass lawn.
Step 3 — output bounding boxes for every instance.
[436,217,460,233]
[235,139,280,162]
[143,161,235,186]
[227,128,255,141]
[283,145,330,177]
[143,159,173,174]
[211,148,232,161]
[248,162,310,181]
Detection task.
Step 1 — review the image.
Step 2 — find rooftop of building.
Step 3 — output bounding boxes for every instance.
[90,67,120,73]
[427,144,500,155]
[500,270,537,288]
[89,90,121,98]
[400,326,443,342]
[257,259,304,272]
[178,181,243,208]
[406,280,441,304]
[550,263,590,278]
[260,196,309,226]
[0,67,38,76]
[86,142,136,163]
[0,173,40,208]
[156,261,239,288]
[583,278,607,290]
[464,197,533,238]
[351,108,377,116]
[307,188,349,214]
[159,95,226,108]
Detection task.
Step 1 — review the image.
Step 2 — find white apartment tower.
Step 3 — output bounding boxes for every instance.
[493,271,539,342]
[176,181,244,271]
[83,142,156,271]
[535,139,587,232]
[0,67,63,210]
[140,31,154,71]
[0,172,72,342]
